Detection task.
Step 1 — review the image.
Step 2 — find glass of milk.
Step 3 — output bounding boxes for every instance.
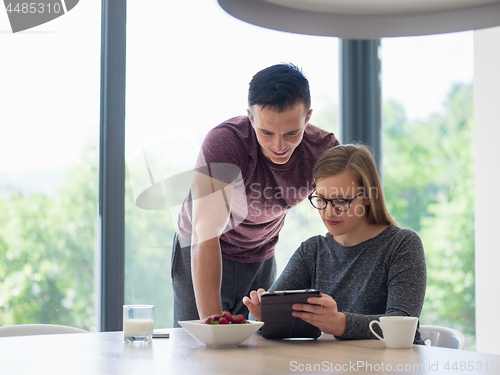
[123,305,155,343]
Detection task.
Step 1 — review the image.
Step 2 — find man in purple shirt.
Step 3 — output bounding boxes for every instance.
[172,63,340,325]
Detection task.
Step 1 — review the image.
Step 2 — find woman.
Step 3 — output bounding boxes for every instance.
[243,144,426,342]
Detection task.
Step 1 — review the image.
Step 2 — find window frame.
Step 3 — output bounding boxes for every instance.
[99,0,127,332]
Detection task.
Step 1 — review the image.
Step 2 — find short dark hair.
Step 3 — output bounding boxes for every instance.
[248,63,311,113]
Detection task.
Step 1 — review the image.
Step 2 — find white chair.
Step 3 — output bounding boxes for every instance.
[0,324,88,337]
[420,325,465,350]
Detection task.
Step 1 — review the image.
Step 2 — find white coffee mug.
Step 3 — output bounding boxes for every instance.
[369,316,418,349]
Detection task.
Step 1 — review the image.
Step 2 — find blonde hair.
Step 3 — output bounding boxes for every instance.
[313,144,397,226]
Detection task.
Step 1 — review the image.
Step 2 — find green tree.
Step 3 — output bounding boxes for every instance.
[124,173,176,328]
[418,83,475,342]
[383,100,445,231]
[0,146,97,329]
[124,155,192,328]
[383,83,475,348]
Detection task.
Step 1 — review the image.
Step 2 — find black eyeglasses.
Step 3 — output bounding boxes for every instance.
[308,191,364,212]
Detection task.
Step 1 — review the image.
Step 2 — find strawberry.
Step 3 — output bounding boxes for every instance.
[203,311,247,324]
[204,314,224,324]
[222,311,234,323]
[218,317,229,324]
[231,314,246,324]
[204,316,218,324]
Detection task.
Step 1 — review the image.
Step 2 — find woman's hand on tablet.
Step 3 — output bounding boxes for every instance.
[291,293,346,337]
[242,288,266,321]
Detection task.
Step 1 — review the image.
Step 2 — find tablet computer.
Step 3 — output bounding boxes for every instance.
[260,289,322,339]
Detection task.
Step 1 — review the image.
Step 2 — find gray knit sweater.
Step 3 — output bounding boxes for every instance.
[270,224,427,343]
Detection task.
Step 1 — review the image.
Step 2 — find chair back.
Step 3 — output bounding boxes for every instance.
[420,325,465,350]
[0,324,88,337]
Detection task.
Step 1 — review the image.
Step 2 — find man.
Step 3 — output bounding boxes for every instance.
[172,63,340,326]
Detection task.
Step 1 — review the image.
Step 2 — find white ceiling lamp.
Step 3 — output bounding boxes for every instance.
[217,0,500,38]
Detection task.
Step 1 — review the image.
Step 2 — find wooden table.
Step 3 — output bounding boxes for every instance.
[1,328,499,374]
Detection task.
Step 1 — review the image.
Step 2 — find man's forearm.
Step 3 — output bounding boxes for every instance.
[189,171,232,319]
[191,237,223,319]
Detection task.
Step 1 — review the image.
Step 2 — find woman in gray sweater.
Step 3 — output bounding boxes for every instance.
[243,144,426,343]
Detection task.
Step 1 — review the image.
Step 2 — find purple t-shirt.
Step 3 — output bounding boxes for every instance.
[177,115,339,263]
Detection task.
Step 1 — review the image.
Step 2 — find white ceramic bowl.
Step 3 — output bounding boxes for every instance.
[178,320,264,348]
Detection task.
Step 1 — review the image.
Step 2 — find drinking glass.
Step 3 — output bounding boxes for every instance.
[123,305,155,343]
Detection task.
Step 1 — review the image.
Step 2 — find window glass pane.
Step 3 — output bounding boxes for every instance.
[0,3,101,330]
[126,1,338,328]
[381,32,474,349]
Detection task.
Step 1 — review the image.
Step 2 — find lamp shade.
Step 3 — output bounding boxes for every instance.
[217,0,500,38]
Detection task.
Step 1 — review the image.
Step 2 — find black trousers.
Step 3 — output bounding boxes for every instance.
[171,232,276,327]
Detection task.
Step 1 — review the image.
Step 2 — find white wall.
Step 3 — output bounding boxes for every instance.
[474,26,500,355]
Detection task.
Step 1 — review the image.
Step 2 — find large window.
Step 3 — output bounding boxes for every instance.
[125,1,339,329]
[0,3,101,330]
[381,31,475,349]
